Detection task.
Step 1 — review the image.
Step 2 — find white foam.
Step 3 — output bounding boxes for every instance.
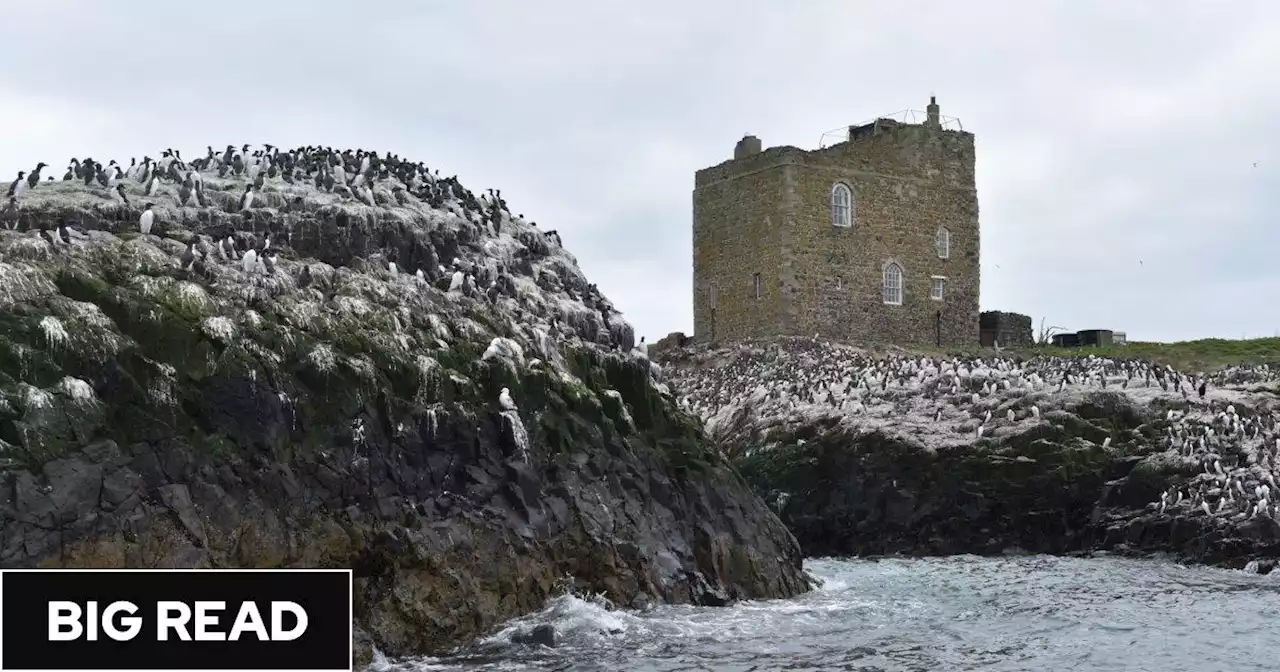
[479,593,634,648]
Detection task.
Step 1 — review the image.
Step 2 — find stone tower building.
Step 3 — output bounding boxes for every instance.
[691,97,980,346]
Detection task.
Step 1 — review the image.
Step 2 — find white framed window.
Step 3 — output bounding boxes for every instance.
[752,272,762,300]
[835,276,843,290]
[930,275,946,301]
[882,262,903,305]
[935,227,951,259]
[709,284,717,309]
[831,183,853,228]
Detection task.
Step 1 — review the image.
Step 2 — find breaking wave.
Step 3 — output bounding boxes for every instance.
[384,555,1280,671]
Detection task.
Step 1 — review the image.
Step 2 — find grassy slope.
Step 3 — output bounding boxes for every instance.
[1025,337,1280,371]
[897,337,1280,373]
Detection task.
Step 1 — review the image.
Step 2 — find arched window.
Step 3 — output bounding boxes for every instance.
[882,261,903,305]
[935,227,951,259]
[831,183,852,227]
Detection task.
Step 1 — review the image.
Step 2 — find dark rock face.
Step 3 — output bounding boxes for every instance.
[0,162,811,664]
[737,423,1129,558]
[736,396,1280,568]
[1094,466,1280,566]
[511,624,557,648]
[3,383,808,658]
[659,338,1279,570]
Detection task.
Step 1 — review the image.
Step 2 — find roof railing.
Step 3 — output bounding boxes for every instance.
[817,110,964,148]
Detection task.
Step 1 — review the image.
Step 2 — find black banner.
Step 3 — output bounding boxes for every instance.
[0,569,351,671]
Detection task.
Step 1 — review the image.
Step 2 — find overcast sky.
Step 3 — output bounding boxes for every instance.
[2,1,1278,343]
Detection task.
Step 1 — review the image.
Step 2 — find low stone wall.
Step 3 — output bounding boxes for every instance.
[980,310,1034,347]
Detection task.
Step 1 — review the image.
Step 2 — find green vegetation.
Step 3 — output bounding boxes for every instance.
[0,228,712,477]
[1014,337,1280,371]
[871,336,1280,373]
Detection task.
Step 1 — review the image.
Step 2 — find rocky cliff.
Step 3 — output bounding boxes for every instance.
[658,338,1280,571]
[0,149,811,664]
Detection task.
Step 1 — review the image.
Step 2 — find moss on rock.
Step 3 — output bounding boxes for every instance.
[1,161,811,661]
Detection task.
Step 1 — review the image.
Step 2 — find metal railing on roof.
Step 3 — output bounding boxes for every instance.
[817,110,965,148]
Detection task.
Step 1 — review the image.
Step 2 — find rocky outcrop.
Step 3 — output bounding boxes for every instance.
[735,410,1280,569]
[659,338,1280,571]
[0,152,811,664]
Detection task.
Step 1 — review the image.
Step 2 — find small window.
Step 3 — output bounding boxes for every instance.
[935,227,951,259]
[752,272,762,300]
[831,183,853,228]
[835,276,843,290]
[882,262,903,305]
[930,276,946,301]
[709,284,718,309]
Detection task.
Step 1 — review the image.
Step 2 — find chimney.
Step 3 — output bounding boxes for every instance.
[734,135,762,160]
[926,95,941,129]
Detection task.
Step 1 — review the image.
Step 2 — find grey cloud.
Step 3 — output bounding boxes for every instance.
[2,0,1279,342]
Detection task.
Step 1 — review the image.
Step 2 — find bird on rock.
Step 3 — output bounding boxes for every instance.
[139,203,155,235]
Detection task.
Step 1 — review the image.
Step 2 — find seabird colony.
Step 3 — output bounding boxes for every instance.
[665,338,1280,526]
[1,145,650,395]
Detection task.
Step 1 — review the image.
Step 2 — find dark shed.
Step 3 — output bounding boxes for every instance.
[1076,329,1114,347]
[1052,332,1081,347]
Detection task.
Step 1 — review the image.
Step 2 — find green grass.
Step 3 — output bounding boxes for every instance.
[853,336,1280,374]
[664,335,1280,375]
[1013,337,1280,372]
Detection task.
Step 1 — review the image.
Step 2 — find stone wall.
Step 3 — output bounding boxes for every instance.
[692,104,980,346]
[980,310,1034,347]
[692,153,798,342]
[648,331,691,358]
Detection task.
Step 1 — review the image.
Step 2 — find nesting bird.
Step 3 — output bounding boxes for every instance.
[8,171,28,200]
[660,337,1280,536]
[139,203,155,235]
[1,140,648,421]
[499,387,516,410]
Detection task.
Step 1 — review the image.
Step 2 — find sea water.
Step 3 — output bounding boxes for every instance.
[383,555,1279,672]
